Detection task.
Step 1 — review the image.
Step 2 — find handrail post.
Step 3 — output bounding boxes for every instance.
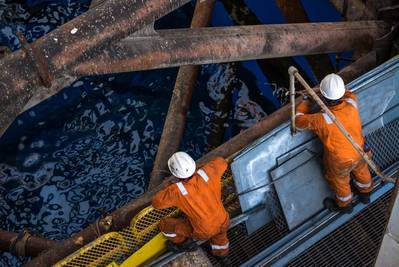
[288,66,298,135]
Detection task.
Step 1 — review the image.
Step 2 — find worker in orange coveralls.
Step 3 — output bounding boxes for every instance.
[152,151,230,262]
[296,73,373,213]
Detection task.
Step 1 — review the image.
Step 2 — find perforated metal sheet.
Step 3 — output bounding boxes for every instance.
[367,119,399,171]
[287,190,393,267]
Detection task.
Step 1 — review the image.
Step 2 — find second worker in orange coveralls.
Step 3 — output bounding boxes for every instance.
[296,74,373,213]
[152,151,230,262]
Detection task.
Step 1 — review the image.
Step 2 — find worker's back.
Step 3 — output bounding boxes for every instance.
[152,157,229,238]
[296,91,364,160]
[318,91,364,159]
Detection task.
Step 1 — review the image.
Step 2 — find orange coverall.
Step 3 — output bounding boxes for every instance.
[152,157,230,256]
[296,90,373,207]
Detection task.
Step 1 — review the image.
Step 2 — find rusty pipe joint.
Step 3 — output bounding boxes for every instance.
[288,66,298,135]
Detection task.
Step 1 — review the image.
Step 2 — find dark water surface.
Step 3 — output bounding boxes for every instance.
[0,0,345,265]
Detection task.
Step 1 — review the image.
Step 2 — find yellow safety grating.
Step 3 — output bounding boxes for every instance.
[54,232,128,267]
[55,168,235,266]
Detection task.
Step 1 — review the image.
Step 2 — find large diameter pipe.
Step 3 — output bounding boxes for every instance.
[0,230,58,257]
[148,0,216,190]
[275,0,335,81]
[74,21,388,76]
[24,50,377,267]
[0,0,190,137]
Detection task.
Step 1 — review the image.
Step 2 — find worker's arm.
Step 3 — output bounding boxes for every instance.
[295,100,319,130]
[343,90,359,104]
[152,186,176,210]
[200,157,228,183]
[210,157,228,178]
[296,99,312,114]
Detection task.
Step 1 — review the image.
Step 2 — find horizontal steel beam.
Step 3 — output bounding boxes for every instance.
[74,21,388,76]
[0,0,190,137]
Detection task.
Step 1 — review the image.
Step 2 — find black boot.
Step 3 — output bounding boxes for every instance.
[215,255,231,266]
[357,192,371,204]
[167,239,198,253]
[350,180,371,204]
[323,198,353,214]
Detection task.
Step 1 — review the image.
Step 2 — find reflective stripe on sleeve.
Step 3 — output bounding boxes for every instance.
[336,193,352,202]
[162,232,177,238]
[322,113,333,124]
[176,182,188,196]
[296,112,304,116]
[354,180,372,189]
[345,98,358,109]
[197,169,209,183]
[211,242,229,250]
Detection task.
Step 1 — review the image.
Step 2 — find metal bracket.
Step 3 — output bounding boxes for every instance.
[16,32,53,88]
[9,229,32,257]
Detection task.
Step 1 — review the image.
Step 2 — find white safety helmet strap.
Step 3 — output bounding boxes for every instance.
[168,152,196,179]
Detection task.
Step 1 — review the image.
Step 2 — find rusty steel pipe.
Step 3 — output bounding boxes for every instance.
[148,0,216,190]
[220,0,311,94]
[275,0,335,81]
[24,50,377,267]
[0,0,190,137]
[74,21,388,76]
[0,230,58,257]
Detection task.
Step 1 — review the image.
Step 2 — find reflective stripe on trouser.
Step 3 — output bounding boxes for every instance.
[158,217,230,256]
[158,218,193,244]
[324,153,373,207]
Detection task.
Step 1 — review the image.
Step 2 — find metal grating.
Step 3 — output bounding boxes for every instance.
[206,186,289,266]
[287,190,393,267]
[207,119,399,266]
[367,119,399,171]
[207,221,288,266]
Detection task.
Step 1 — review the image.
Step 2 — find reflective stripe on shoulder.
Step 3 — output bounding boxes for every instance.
[197,169,209,183]
[345,98,358,110]
[296,112,304,116]
[176,182,188,196]
[322,113,333,124]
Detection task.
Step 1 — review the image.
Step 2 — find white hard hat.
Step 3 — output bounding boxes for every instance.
[320,73,345,100]
[168,152,196,179]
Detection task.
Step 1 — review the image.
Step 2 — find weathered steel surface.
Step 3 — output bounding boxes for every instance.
[24,50,378,267]
[275,0,335,81]
[0,0,190,137]
[75,21,387,76]
[330,0,375,20]
[271,150,332,231]
[0,230,58,257]
[148,0,216,190]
